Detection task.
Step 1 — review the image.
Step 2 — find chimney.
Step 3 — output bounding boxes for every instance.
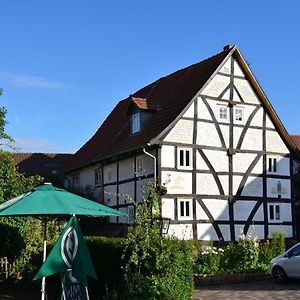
[223,44,235,51]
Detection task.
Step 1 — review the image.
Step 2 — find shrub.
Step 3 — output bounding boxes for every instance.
[122,184,194,299]
[85,236,125,298]
[271,230,286,257]
[193,246,224,274]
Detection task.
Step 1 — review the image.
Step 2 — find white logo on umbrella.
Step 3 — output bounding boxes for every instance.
[61,226,79,268]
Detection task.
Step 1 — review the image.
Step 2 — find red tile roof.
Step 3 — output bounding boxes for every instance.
[290,135,300,150]
[63,47,232,173]
[13,152,72,176]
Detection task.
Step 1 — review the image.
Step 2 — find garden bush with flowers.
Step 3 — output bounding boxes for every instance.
[193,229,286,275]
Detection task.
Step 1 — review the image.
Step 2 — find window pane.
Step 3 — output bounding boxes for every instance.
[185,201,190,217]
[185,151,190,167]
[179,150,184,166]
[269,205,274,220]
[273,158,277,172]
[268,158,272,172]
[275,205,280,220]
[219,107,227,119]
[235,108,243,121]
[180,201,185,217]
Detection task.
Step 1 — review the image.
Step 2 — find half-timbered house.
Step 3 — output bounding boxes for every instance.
[63,45,299,241]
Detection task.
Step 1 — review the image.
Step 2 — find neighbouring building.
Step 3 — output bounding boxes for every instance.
[13,152,71,185]
[63,45,300,241]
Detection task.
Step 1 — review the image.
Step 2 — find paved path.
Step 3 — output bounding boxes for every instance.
[193,279,300,300]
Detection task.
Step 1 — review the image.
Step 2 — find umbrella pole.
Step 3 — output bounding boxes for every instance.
[41,220,47,300]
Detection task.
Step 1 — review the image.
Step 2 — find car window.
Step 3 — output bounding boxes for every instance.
[288,245,300,257]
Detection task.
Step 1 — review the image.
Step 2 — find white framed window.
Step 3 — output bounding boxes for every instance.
[131,113,140,133]
[218,105,228,121]
[268,157,277,173]
[177,148,192,170]
[94,169,102,186]
[135,155,144,176]
[269,204,280,221]
[234,107,244,123]
[178,198,193,220]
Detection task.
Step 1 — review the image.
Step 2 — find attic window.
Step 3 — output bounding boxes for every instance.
[131,113,140,133]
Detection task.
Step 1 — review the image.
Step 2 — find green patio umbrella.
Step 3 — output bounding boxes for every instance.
[0,182,127,300]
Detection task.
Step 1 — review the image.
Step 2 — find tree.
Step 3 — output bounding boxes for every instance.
[0,105,14,148]
[0,106,58,278]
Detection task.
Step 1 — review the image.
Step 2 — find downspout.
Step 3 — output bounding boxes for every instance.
[143,146,157,187]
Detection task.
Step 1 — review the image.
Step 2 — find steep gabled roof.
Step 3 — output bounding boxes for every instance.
[63,45,300,173]
[63,47,232,173]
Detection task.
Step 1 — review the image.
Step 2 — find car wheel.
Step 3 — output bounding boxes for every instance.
[273,266,287,284]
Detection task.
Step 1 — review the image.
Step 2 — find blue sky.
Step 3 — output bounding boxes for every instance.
[1,1,300,153]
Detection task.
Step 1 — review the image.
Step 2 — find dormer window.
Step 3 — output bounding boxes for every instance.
[131,112,140,133]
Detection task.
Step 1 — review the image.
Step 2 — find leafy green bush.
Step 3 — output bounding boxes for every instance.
[193,246,224,274]
[122,184,194,300]
[271,230,286,257]
[85,236,125,298]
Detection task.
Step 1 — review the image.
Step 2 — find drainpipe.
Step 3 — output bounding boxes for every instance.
[143,146,157,187]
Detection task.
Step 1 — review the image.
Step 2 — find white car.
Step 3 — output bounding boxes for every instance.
[271,242,300,283]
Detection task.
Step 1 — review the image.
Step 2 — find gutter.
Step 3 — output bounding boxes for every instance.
[143,145,157,187]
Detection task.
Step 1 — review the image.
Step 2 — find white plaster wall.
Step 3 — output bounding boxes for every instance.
[219,175,229,195]
[119,182,134,205]
[233,153,263,174]
[253,205,264,221]
[219,225,231,241]
[161,145,175,168]
[195,201,209,220]
[279,203,292,221]
[219,124,229,148]
[196,151,210,170]
[136,178,152,202]
[196,173,220,195]
[266,131,289,153]
[201,74,230,98]
[183,102,194,118]
[119,157,134,181]
[164,119,193,144]
[239,128,262,151]
[104,185,117,206]
[234,78,260,104]
[203,149,228,172]
[222,89,230,101]
[168,224,193,240]
[268,225,293,238]
[197,223,219,240]
[233,89,242,102]
[78,166,94,188]
[250,107,263,127]
[235,225,264,240]
[103,163,117,184]
[241,176,263,197]
[234,201,256,221]
[234,60,245,77]
[219,58,231,75]
[197,122,223,147]
[161,171,192,194]
[143,153,155,176]
[266,115,275,129]
[202,199,229,220]
[232,175,243,195]
[267,178,291,199]
[162,198,175,220]
[233,126,243,148]
[197,97,212,120]
[267,156,290,176]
